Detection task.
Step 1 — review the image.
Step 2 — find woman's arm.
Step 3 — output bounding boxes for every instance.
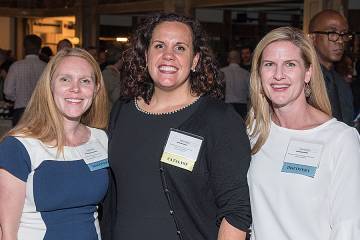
[208,106,252,236]
[0,169,26,240]
[218,218,246,240]
[329,128,360,239]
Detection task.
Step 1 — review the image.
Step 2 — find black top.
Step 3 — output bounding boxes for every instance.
[240,63,251,72]
[105,98,200,239]
[321,65,354,125]
[101,96,252,240]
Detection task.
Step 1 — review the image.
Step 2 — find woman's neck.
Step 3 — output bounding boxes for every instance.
[272,103,330,130]
[138,88,199,114]
[63,120,90,146]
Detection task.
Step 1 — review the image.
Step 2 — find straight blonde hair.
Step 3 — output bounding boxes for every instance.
[246,27,331,154]
[6,48,109,153]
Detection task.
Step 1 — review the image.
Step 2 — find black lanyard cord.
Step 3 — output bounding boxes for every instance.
[159,162,184,240]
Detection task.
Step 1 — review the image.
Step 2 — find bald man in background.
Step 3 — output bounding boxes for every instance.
[221,49,250,119]
[309,9,354,125]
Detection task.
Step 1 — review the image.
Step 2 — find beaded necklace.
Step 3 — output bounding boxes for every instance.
[134,96,201,115]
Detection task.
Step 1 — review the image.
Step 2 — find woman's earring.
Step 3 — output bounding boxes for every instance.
[304,82,311,98]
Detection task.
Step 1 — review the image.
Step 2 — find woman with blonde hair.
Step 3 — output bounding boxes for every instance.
[0,47,109,239]
[246,27,360,239]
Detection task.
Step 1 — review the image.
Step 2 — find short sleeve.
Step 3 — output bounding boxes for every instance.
[329,128,360,239]
[0,136,31,182]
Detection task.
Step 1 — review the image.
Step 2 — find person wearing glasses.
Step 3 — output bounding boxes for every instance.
[308,9,354,126]
[247,26,360,240]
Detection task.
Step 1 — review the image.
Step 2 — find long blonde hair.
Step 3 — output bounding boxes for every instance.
[246,27,331,154]
[7,48,109,153]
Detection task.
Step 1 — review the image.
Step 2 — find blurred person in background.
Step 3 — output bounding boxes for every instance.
[0,50,8,71]
[39,46,53,63]
[240,46,252,72]
[335,54,353,83]
[56,38,73,52]
[102,46,123,107]
[308,9,354,126]
[86,46,98,62]
[4,34,46,126]
[335,54,360,122]
[98,48,107,71]
[0,50,14,101]
[221,49,250,118]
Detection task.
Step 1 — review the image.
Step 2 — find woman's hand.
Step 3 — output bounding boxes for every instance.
[0,169,26,240]
[218,218,247,240]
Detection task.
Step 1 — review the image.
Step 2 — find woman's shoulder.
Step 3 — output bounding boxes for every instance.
[109,97,132,118]
[324,118,357,133]
[330,120,360,143]
[201,97,243,122]
[87,127,108,152]
[0,135,25,148]
[187,96,245,134]
[3,135,41,148]
[0,136,32,182]
[88,127,108,140]
[201,96,235,115]
[290,118,360,145]
[0,136,32,160]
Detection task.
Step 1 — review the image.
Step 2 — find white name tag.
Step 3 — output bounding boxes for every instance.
[160,129,203,171]
[281,139,324,177]
[78,140,109,171]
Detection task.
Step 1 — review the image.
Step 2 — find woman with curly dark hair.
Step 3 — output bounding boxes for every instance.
[101,12,251,240]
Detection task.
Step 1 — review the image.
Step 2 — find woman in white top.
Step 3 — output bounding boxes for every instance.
[246,26,360,240]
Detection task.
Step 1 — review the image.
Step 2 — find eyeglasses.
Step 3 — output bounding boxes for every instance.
[311,31,353,42]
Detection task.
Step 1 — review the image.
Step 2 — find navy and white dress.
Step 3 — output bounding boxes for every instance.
[0,127,108,240]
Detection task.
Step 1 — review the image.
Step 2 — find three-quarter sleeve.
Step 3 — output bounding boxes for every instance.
[0,136,31,182]
[208,106,252,231]
[100,168,117,240]
[329,128,360,239]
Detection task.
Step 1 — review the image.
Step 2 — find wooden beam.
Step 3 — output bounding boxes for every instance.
[303,0,323,32]
[96,0,164,14]
[191,0,300,8]
[0,7,76,18]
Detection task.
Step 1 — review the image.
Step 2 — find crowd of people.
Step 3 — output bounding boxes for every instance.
[0,9,359,240]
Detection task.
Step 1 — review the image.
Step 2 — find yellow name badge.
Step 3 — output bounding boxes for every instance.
[161,129,204,171]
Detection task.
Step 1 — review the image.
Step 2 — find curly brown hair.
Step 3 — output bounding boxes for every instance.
[121,12,224,103]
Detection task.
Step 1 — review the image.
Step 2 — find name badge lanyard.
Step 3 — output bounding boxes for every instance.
[159,163,183,240]
[159,128,204,240]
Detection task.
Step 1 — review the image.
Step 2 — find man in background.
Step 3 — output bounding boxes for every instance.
[309,9,354,125]
[240,46,252,72]
[102,46,123,108]
[57,38,73,52]
[4,34,46,126]
[221,49,250,118]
